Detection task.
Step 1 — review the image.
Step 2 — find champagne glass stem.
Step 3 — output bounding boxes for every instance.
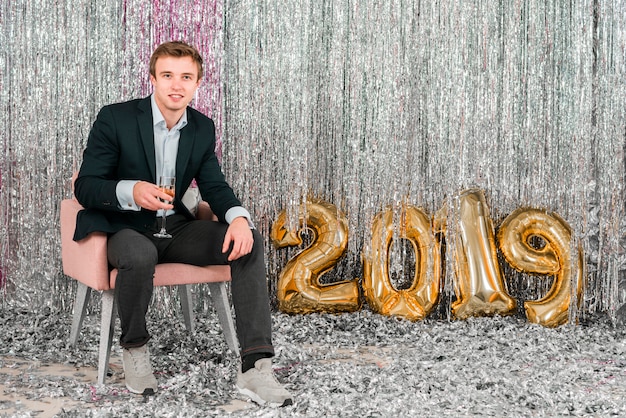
[160,215,167,234]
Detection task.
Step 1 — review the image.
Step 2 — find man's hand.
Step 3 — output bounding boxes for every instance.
[133,181,174,211]
[223,217,253,261]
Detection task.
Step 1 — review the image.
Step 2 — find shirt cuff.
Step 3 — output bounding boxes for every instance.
[116,180,140,211]
[225,206,255,229]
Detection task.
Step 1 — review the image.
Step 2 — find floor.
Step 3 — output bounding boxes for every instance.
[1,307,626,417]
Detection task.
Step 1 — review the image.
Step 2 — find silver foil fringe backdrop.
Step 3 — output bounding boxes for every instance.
[1,0,625,322]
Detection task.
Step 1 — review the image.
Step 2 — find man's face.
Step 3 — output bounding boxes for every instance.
[150,55,201,117]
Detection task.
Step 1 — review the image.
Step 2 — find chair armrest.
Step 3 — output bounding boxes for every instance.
[197,201,218,221]
[60,199,111,290]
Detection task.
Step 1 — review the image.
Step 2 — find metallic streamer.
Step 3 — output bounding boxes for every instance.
[223,0,625,319]
[0,0,223,310]
[0,0,624,323]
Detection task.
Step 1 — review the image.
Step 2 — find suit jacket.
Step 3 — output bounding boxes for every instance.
[73,96,242,241]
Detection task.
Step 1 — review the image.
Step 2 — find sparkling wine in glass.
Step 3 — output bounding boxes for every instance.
[154,176,175,238]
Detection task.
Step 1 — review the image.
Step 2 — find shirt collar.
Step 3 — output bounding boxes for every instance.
[150,94,188,131]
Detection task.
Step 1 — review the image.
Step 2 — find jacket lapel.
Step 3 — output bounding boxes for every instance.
[137,97,157,183]
[176,111,194,193]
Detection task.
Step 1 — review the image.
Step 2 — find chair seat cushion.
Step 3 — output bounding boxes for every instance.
[110,263,231,288]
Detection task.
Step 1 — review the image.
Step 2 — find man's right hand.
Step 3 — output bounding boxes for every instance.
[133,181,175,211]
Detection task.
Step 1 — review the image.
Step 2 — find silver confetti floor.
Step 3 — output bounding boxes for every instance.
[0,305,625,417]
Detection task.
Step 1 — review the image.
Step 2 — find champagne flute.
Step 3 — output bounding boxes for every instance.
[154,176,175,238]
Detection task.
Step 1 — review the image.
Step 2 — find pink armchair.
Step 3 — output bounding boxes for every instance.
[60,197,238,385]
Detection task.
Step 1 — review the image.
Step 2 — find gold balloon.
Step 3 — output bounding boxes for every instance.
[362,204,441,321]
[497,208,585,327]
[451,189,517,319]
[270,199,361,314]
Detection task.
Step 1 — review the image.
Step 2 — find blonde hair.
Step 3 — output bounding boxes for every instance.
[149,41,204,80]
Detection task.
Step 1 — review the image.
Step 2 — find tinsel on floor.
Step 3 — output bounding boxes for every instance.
[0,303,625,417]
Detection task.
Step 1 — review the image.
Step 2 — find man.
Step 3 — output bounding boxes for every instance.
[73,41,293,407]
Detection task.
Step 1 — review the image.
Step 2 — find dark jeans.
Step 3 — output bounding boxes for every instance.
[106,214,274,359]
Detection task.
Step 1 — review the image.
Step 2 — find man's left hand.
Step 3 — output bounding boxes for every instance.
[223,217,253,261]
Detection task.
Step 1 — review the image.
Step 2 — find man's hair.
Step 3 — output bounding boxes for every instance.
[149,41,204,80]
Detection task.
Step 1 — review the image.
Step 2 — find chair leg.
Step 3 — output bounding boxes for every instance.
[98,290,116,385]
[207,282,239,354]
[178,284,195,334]
[69,282,91,346]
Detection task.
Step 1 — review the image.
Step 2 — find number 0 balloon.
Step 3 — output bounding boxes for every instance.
[362,204,442,321]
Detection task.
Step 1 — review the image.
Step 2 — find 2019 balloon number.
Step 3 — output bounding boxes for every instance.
[270,189,584,328]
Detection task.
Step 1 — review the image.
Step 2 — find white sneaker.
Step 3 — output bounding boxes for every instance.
[236,358,293,407]
[122,345,158,395]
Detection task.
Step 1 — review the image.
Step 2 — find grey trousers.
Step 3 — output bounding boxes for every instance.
[106,214,274,359]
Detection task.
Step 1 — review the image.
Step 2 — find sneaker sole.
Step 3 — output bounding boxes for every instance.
[236,385,292,408]
[126,382,158,395]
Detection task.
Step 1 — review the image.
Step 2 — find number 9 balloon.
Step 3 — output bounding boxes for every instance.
[497,208,584,327]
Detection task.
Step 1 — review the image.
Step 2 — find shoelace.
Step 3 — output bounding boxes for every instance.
[129,349,151,375]
[253,365,281,385]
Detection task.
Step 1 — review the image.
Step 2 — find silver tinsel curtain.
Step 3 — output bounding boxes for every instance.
[1,1,624,321]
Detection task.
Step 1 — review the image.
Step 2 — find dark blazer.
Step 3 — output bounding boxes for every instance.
[73,96,242,241]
